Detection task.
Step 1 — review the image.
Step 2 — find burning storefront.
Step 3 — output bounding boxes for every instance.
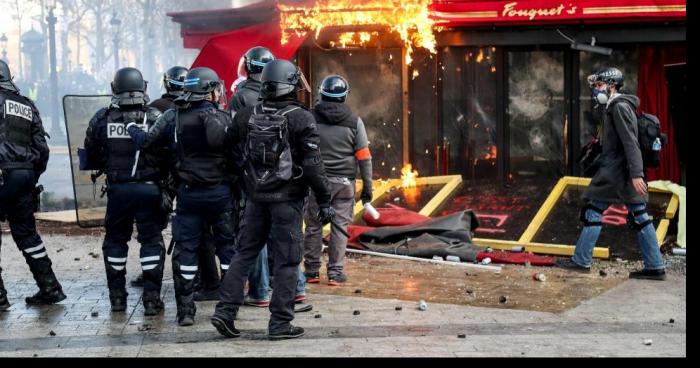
[166,0,685,256]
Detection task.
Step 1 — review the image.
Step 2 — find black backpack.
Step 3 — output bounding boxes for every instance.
[243,104,300,192]
[636,112,667,169]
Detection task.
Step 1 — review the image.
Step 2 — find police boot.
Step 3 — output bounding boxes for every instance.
[143,290,164,316]
[109,289,128,312]
[176,295,197,326]
[25,261,66,305]
[0,275,10,311]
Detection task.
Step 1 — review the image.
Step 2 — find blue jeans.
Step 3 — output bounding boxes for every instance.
[572,200,665,270]
[247,245,306,299]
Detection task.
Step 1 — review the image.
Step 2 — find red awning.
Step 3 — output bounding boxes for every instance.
[190,21,307,98]
[430,0,686,26]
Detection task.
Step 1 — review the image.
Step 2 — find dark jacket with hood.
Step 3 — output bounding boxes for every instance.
[312,101,372,185]
[228,96,331,205]
[584,94,647,204]
[0,88,49,177]
[228,79,261,113]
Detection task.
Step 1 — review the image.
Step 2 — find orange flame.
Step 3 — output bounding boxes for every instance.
[279,0,437,64]
[401,163,419,188]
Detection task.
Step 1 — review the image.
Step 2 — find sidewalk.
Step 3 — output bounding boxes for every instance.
[0,233,686,357]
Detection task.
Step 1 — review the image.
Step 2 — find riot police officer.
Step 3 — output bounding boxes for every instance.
[0,60,65,310]
[127,67,236,326]
[130,66,187,288]
[211,59,332,340]
[84,67,169,315]
[228,46,275,111]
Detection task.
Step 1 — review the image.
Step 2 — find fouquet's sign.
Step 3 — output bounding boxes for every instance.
[429,0,686,26]
[501,2,578,21]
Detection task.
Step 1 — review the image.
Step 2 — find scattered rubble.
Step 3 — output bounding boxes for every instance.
[353,310,361,315]
[599,270,608,277]
[499,296,508,304]
[532,273,546,282]
[91,311,99,318]
[49,330,56,336]
[137,324,152,332]
[457,334,466,338]
[418,300,427,311]
[74,258,80,261]
[395,306,402,311]
[314,314,322,319]
[643,339,653,346]
[354,289,362,294]
[669,319,675,324]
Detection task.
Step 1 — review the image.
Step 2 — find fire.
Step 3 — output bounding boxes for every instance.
[401,163,419,188]
[279,0,438,64]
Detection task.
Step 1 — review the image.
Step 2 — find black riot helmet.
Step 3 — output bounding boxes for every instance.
[0,60,19,93]
[163,66,188,96]
[319,74,349,103]
[180,67,223,102]
[260,59,311,100]
[239,46,275,81]
[587,67,624,91]
[0,60,12,82]
[111,67,149,106]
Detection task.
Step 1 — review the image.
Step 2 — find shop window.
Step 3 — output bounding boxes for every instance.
[441,46,499,180]
[507,51,566,181]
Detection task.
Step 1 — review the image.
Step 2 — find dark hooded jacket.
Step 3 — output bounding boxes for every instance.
[228,79,261,112]
[584,94,647,204]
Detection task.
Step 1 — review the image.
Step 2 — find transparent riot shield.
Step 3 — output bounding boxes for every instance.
[63,95,112,227]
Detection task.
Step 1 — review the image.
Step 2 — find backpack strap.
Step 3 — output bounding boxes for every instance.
[275,105,301,116]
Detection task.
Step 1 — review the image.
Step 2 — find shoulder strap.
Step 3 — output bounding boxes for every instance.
[276,105,301,116]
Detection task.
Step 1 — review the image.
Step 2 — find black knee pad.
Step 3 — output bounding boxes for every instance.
[627,209,653,231]
[580,204,604,227]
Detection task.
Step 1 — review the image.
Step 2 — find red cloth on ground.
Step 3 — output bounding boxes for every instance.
[476,251,555,266]
[346,225,374,249]
[362,204,430,227]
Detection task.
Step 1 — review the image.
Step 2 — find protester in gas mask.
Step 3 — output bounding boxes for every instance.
[558,67,666,280]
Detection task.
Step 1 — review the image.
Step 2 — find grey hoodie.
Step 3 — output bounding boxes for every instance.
[584,94,647,204]
[312,102,372,185]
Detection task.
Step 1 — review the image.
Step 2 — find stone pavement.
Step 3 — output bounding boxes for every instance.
[0,234,686,357]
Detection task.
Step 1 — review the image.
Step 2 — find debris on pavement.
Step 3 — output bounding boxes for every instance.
[499,296,508,304]
[395,306,402,311]
[457,334,466,338]
[314,314,322,319]
[354,289,362,294]
[599,270,608,277]
[49,330,56,336]
[137,324,152,332]
[532,273,546,282]
[353,310,361,315]
[91,311,99,318]
[418,300,427,311]
[643,339,653,346]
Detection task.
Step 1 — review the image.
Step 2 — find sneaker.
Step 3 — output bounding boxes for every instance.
[629,269,667,281]
[305,272,320,284]
[294,294,306,303]
[269,325,305,340]
[130,274,145,287]
[25,288,67,305]
[556,258,591,273]
[194,288,220,302]
[327,273,348,286]
[244,295,270,307]
[211,316,241,338]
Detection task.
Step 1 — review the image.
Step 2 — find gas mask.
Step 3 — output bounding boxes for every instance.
[592,87,609,105]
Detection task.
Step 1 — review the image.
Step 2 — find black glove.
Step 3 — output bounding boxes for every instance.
[360,186,373,204]
[318,205,335,226]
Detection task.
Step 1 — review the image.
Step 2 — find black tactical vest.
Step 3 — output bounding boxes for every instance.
[105,108,159,183]
[0,91,35,169]
[175,107,227,185]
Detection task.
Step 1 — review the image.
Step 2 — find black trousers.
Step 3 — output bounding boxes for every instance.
[216,198,304,334]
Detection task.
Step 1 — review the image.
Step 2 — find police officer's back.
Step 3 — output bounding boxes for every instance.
[0,60,66,309]
[228,46,274,112]
[127,67,237,326]
[83,67,169,315]
[212,59,332,340]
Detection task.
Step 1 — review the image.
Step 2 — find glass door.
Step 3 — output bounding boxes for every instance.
[506,50,566,182]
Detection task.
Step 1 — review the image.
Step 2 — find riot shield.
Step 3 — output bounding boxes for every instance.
[63,95,112,227]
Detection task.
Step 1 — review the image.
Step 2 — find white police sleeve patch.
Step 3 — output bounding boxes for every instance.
[4,100,33,121]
